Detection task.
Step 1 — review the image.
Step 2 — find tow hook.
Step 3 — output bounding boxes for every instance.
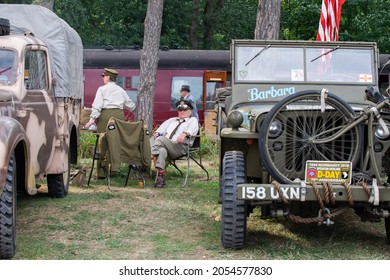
[318,208,334,226]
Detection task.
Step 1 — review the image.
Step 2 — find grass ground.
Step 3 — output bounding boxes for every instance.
[13,159,390,260]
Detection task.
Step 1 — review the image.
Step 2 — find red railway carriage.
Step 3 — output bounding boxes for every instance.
[83,47,231,126]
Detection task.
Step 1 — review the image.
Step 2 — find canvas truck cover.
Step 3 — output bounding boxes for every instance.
[0,4,83,99]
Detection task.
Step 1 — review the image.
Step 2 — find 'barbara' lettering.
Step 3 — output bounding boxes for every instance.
[248,86,296,101]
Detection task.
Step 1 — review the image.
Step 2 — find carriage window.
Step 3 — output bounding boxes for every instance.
[170,77,203,109]
[24,50,47,90]
[118,76,139,105]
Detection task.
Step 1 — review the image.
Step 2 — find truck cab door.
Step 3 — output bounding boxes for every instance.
[21,48,56,175]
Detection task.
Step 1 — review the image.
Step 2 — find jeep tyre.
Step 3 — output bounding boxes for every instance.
[221,150,247,249]
[0,152,17,259]
[0,18,10,36]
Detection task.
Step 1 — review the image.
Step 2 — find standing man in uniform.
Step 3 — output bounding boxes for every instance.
[179,85,199,119]
[85,68,136,178]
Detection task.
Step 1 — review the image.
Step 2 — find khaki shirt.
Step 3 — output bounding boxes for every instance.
[90,82,135,121]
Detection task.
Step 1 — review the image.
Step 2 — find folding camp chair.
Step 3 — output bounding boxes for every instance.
[168,129,210,187]
[88,118,151,190]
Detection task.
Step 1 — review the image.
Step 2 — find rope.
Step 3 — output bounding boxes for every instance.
[311,182,324,208]
[288,207,347,224]
[272,181,289,204]
[341,182,354,206]
[358,181,372,197]
[323,181,335,205]
[271,179,373,224]
[286,181,347,224]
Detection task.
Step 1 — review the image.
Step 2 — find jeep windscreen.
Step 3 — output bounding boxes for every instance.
[0,49,16,85]
[306,47,374,83]
[236,46,304,82]
[235,45,375,84]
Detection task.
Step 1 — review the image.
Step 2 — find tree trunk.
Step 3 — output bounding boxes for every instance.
[203,0,224,49]
[255,0,281,40]
[136,0,164,132]
[190,0,200,49]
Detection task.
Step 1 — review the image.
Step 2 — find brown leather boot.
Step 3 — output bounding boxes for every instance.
[155,171,165,188]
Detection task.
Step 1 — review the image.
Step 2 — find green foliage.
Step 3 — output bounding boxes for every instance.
[78,131,96,159]
[199,128,219,160]
[1,0,32,3]
[281,0,390,53]
[340,0,390,53]
[51,0,389,52]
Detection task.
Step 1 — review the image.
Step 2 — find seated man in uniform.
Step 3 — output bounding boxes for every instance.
[151,100,199,188]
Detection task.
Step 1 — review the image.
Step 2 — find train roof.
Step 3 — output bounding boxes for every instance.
[83,48,231,71]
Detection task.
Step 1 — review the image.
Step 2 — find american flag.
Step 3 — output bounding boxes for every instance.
[316,0,346,41]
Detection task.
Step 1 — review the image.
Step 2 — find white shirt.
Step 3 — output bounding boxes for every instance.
[156,116,199,143]
[90,82,136,120]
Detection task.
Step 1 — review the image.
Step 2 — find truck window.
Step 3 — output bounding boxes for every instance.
[0,49,16,85]
[24,50,48,90]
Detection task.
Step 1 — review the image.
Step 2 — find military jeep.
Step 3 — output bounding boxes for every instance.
[215,39,390,249]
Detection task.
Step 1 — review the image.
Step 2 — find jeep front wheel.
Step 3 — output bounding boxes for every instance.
[221,150,247,249]
[0,152,17,259]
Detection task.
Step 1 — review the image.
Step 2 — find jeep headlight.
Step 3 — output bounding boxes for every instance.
[227,110,244,130]
[375,121,390,140]
[268,120,283,138]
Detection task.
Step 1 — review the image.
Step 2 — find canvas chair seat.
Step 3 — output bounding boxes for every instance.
[88,118,151,190]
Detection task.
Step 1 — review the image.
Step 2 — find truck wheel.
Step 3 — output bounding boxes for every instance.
[0,18,10,36]
[47,151,70,198]
[385,218,390,243]
[0,152,17,259]
[221,150,247,249]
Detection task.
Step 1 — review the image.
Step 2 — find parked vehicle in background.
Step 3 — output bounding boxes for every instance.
[0,4,83,258]
[215,39,390,249]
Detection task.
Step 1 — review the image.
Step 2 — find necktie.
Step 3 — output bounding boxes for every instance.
[168,119,185,139]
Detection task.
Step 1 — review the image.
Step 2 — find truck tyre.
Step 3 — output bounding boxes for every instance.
[385,218,390,243]
[0,18,10,36]
[221,150,247,249]
[47,151,70,198]
[0,152,17,259]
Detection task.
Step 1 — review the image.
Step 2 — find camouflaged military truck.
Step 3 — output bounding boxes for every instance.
[215,39,390,249]
[0,5,83,258]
